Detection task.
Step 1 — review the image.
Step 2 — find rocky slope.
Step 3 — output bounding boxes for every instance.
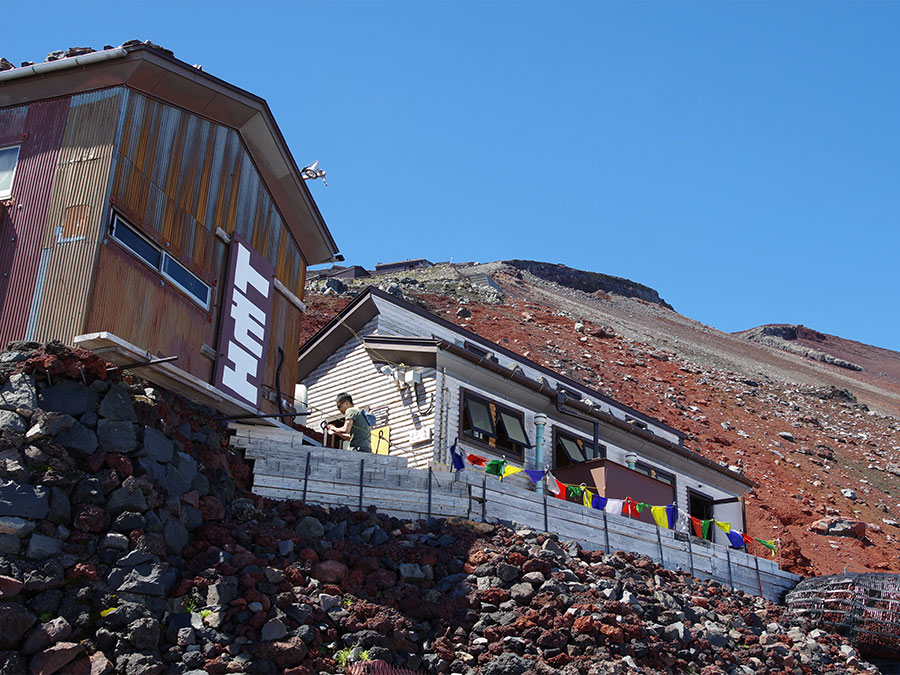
[301,261,900,579]
[0,342,882,674]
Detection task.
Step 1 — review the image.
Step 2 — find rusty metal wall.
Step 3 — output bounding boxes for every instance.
[32,88,124,344]
[261,290,302,413]
[85,241,215,382]
[112,92,306,298]
[0,98,70,346]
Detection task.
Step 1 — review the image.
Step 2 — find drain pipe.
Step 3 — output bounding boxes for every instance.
[534,413,547,494]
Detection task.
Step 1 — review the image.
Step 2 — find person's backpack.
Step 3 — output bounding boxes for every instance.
[362,409,376,427]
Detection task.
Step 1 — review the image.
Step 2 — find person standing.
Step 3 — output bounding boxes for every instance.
[326,392,371,452]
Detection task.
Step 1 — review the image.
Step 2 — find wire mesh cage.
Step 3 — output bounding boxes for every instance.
[786,573,900,659]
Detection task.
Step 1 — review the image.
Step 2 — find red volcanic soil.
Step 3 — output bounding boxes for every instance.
[299,271,900,578]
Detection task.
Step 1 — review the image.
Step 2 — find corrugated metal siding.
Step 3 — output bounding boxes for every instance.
[85,242,215,380]
[302,318,438,469]
[112,92,306,297]
[32,88,123,343]
[0,97,70,345]
[261,290,303,414]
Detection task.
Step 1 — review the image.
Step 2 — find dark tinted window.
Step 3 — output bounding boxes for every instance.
[111,216,160,268]
[163,254,210,307]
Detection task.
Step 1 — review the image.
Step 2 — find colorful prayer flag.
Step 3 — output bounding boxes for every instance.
[484,460,505,477]
[547,473,565,499]
[665,504,677,529]
[623,497,640,518]
[691,517,711,539]
[637,502,651,514]
[501,465,523,480]
[566,485,583,501]
[450,444,465,471]
[524,469,546,484]
[715,520,731,534]
[651,506,670,529]
[467,453,487,467]
[604,498,624,515]
[591,495,608,510]
[583,488,594,509]
[725,529,746,549]
[755,538,778,557]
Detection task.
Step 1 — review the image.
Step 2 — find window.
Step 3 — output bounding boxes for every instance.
[461,390,530,459]
[633,460,675,486]
[688,489,714,541]
[109,212,210,309]
[110,215,161,268]
[0,146,20,199]
[162,254,210,307]
[554,428,606,468]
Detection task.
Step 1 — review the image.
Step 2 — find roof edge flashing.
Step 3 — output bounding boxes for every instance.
[0,48,128,84]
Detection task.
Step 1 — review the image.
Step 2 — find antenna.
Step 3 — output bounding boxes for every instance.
[301,160,327,186]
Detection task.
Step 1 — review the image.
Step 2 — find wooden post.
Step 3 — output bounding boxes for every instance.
[656,526,665,568]
[427,467,433,522]
[602,510,610,553]
[726,545,734,590]
[301,453,311,503]
[755,555,764,597]
[358,458,364,511]
[543,491,548,532]
[686,531,695,578]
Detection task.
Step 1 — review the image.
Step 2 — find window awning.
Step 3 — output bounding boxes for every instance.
[558,435,586,463]
[465,396,495,436]
[498,410,531,448]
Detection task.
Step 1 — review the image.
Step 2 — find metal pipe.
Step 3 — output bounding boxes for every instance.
[0,48,128,83]
[534,412,547,494]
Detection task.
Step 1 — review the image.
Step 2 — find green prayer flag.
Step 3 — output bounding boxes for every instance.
[636,502,651,513]
[755,538,778,557]
[702,519,712,539]
[567,485,583,499]
[484,460,505,477]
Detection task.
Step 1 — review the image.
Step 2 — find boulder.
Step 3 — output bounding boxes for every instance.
[296,515,325,538]
[0,481,49,518]
[105,480,147,514]
[311,560,348,584]
[261,617,288,641]
[54,421,98,457]
[22,616,72,654]
[26,534,63,559]
[0,372,37,410]
[97,419,136,453]
[0,515,35,537]
[39,381,97,416]
[0,574,24,599]
[810,517,867,538]
[0,600,35,648]
[98,385,137,421]
[30,641,84,675]
[142,426,174,463]
[0,409,25,433]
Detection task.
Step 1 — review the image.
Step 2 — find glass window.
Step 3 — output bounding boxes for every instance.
[162,254,210,308]
[110,215,161,268]
[464,395,495,437]
[497,410,531,447]
[635,461,675,486]
[0,146,20,198]
[558,434,587,463]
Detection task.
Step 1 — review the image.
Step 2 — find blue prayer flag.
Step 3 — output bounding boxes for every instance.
[524,469,546,484]
[725,529,746,549]
[449,444,465,471]
[591,495,608,510]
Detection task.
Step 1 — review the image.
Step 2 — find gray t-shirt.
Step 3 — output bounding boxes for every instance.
[345,407,371,451]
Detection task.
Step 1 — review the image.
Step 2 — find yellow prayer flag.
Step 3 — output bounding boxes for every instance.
[583,488,594,509]
[715,520,731,533]
[651,506,669,529]
[501,465,523,480]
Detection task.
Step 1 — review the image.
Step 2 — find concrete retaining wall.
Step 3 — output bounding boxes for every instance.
[231,425,801,602]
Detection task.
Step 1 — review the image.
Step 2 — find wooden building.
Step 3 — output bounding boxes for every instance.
[0,44,340,418]
[297,287,756,547]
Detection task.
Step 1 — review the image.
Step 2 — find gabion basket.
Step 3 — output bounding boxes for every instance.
[786,573,900,659]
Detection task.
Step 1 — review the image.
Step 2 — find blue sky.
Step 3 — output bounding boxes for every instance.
[6,1,899,349]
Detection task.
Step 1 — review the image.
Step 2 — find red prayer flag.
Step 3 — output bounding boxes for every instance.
[554,478,567,499]
[623,497,640,518]
[466,453,487,467]
[742,532,754,547]
[691,516,704,538]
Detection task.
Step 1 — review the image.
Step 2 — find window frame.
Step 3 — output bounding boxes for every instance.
[108,211,211,311]
[459,389,529,461]
[0,145,21,200]
[552,426,606,468]
[633,460,676,487]
[688,488,715,541]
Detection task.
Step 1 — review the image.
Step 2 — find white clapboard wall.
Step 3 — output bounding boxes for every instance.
[231,425,800,602]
